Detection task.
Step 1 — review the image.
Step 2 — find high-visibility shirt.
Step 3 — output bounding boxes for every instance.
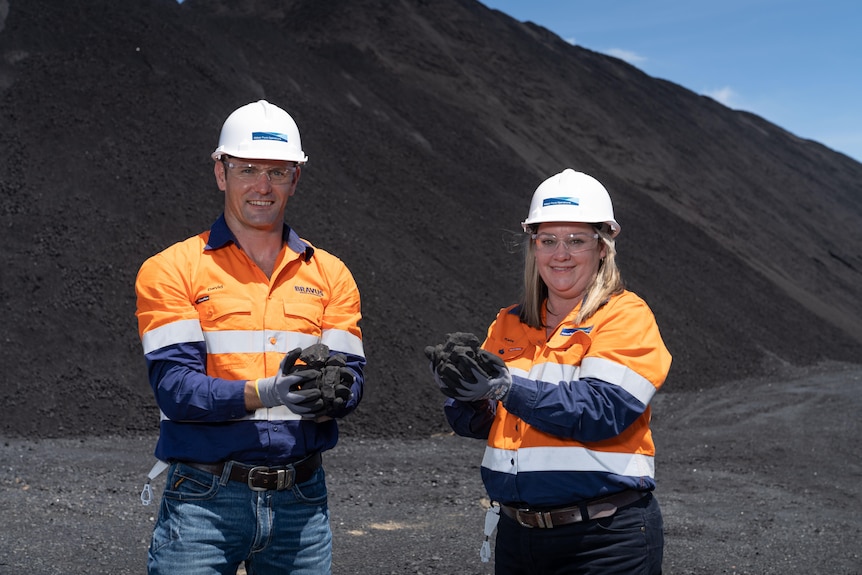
[444,290,671,507]
[135,215,365,465]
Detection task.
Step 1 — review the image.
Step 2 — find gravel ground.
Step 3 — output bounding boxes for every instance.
[2,362,861,575]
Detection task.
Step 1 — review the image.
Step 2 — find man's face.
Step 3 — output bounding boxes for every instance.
[214,157,301,234]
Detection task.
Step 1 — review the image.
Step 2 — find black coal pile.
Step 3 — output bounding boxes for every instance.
[1,0,860,439]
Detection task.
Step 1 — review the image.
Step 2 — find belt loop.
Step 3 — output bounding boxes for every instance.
[578,502,590,522]
[276,467,295,491]
[536,511,553,528]
[218,461,233,487]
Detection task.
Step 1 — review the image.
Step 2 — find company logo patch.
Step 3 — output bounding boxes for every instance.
[294,285,324,297]
[561,326,593,336]
[194,295,210,305]
[252,131,289,143]
[542,197,580,207]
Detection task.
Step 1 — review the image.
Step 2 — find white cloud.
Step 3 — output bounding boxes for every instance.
[604,48,647,65]
[704,86,738,108]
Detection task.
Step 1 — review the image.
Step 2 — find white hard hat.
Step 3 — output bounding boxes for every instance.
[521,169,620,237]
[211,100,308,163]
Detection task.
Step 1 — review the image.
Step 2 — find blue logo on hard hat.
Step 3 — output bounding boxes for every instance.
[252,132,289,143]
[542,197,580,207]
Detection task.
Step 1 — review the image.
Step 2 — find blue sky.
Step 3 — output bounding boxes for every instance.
[480,0,862,163]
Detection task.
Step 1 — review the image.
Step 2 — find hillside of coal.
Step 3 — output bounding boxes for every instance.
[1,0,861,440]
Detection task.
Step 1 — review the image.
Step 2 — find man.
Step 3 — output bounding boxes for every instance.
[135,100,365,575]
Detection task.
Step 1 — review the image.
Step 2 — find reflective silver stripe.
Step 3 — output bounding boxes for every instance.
[142,319,204,354]
[144,322,365,360]
[321,328,365,358]
[203,329,364,358]
[243,405,305,421]
[522,362,579,386]
[160,405,304,422]
[522,357,655,406]
[579,357,656,406]
[481,445,655,478]
[203,330,318,355]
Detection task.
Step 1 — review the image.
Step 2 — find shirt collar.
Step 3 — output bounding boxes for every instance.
[205,214,315,261]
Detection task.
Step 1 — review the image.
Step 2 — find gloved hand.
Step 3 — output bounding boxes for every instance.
[256,347,325,415]
[318,352,354,412]
[424,332,512,402]
[258,343,355,416]
[292,343,354,413]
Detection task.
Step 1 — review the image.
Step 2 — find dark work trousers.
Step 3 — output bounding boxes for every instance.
[494,492,663,575]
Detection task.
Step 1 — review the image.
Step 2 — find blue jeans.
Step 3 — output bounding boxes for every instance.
[148,462,331,575]
[494,492,664,575]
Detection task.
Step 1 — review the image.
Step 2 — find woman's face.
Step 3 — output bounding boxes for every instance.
[534,222,607,303]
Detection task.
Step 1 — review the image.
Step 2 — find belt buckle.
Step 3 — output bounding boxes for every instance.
[247,466,295,491]
[515,509,553,529]
[247,466,268,491]
[514,510,534,528]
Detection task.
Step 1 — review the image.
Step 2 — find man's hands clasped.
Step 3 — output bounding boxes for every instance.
[424,332,512,402]
[256,343,354,417]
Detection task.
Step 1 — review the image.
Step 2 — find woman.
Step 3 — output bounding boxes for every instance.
[427,169,672,574]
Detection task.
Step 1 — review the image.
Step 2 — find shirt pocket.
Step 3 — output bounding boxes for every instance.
[196,296,254,374]
[197,296,252,329]
[282,301,324,338]
[485,336,532,364]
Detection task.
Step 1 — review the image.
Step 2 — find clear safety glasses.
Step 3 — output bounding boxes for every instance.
[532,232,600,254]
[224,160,297,185]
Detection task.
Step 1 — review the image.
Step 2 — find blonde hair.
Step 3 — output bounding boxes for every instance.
[518,226,624,329]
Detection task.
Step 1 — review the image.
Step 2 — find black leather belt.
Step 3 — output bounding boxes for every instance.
[501,489,648,529]
[184,452,322,491]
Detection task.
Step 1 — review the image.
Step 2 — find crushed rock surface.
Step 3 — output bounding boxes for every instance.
[2,362,861,574]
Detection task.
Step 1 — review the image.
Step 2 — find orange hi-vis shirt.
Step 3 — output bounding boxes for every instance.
[135,215,365,465]
[444,290,670,507]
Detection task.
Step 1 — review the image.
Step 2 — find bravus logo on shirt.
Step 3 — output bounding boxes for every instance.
[294,285,324,297]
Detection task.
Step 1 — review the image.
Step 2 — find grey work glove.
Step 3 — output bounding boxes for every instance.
[298,343,355,413]
[424,332,512,402]
[256,347,326,415]
[259,343,355,416]
[317,352,355,412]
